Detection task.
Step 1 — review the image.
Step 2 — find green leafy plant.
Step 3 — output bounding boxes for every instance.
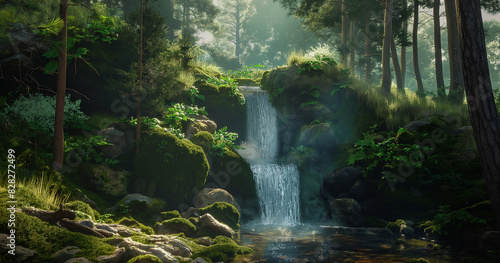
[163,103,207,130]
[188,86,205,104]
[127,116,161,130]
[420,203,488,236]
[297,55,337,75]
[207,75,245,105]
[210,127,240,157]
[64,135,119,165]
[228,64,266,78]
[300,100,319,107]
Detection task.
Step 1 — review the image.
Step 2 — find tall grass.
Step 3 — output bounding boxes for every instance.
[350,78,470,130]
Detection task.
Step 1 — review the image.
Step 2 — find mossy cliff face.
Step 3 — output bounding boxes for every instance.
[132,130,209,207]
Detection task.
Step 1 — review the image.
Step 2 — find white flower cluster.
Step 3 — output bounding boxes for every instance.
[2,93,89,134]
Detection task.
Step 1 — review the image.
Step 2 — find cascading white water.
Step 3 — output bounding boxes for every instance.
[240,87,300,226]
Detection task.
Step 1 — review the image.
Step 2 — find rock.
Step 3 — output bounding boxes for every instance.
[181,207,201,218]
[74,164,130,198]
[169,239,192,257]
[110,224,138,237]
[148,247,178,263]
[185,116,217,139]
[0,23,49,70]
[192,258,208,263]
[198,237,212,246]
[401,225,415,237]
[78,219,94,229]
[95,228,115,238]
[348,179,377,201]
[404,119,431,132]
[296,123,337,150]
[65,257,92,263]
[194,188,240,211]
[59,219,105,238]
[95,223,118,234]
[119,193,153,206]
[482,231,500,249]
[52,246,82,263]
[123,246,151,261]
[118,238,155,251]
[321,167,363,199]
[0,234,37,261]
[98,127,134,159]
[155,218,196,236]
[198,213,235,238]
[97,247,126,263]
[329,198,365,227]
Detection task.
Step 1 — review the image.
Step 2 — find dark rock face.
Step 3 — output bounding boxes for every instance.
[321,166,363,199]
[328,198,365,227]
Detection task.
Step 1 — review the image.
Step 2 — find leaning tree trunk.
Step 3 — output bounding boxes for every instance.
[391,35,404,92]
[401,0,408,87]
[413,0,425,97]
[341,1,348,66]
[445,0,465,102]
[434,0,446,98]
[381,0,393,93]
[457,0,500,229]
[52,0,68,171]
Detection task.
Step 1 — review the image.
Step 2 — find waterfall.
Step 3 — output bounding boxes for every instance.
[240,87,300,226]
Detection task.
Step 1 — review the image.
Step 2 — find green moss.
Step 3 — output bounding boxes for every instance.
[161,210,181,220]
[190,131,214,153]
[192,236,252,262]
[64,200,101,221]
[234,78,259,86]
[156,217,196,235]
[199,202,240,229]
[118,218,154,235]
[0,189,115,262]
[133,130,209,206]
[127,254,163,263]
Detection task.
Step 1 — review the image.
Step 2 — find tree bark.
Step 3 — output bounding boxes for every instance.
[381,0,393,93]
[365,13,372,83]
[136,0,143,156]
[445,0,465,102]
[235,0,241,60]
[456,0,500,229]
[349,20,356,77]
[391,35,404,92]
[52,0,68,171]
[434,0,446,98]
[341,1,348,66]
[401,0,408,87]
[413,0,425,96]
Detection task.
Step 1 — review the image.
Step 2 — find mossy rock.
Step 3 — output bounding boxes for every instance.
[118,218,154,235]
[70,162,130,199]
[161,210,181,220]
[386,219,406,234]
[208,148,259,221]
[235,78,259,86]
[133,130,209,206]
[64,201,101,221]
[0,189,115,262]
[190,131,214,154]
[192,236,252,262]
[155,217,196,236]
[195,82,246,139]
[127,254,163,263]
[199,202,240,229]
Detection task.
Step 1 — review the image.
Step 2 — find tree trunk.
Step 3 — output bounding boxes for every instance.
[391,35,404,92]
[235,0,241,60]
[349,20,356,77]
[434,0,446,98]
[445,0,465,102]
[401,0,408,87]
[365,13,372,83]
[457,0,500,229]
[413,0,424,96]
[136,0,143,156]
[381,0,393,93]
[341,1,348,66]
[52,0,68,172]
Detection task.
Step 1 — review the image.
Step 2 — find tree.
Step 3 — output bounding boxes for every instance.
[434,0,446,98]
[400,0,409,87]
[52,0,68,171]
[445,0,464,102]
[136,0,143,156]
[412,0,425,96]
[381,0,393,93]
[457,0,500,229]
[218,0,254,60]
[391,35,404,92]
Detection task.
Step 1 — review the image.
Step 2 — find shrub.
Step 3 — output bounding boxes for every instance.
[1,93,89,135]
[210,127,240,157]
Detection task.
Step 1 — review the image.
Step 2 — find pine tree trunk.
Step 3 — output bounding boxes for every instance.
[413,0,424,96]
[341,1,348,66]
[136,0,143,156]
[365,13,372,83]
[445,0,465,102]
[349,21,356,77]
[52,0,68,171]
[391,35,404,92]
[381,0,393,93]
[235,1,241,60]
[457,0,500,229]
[401,0,408,87]
[434,0,446,98]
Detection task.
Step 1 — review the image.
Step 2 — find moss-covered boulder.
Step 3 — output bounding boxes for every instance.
[155,217,196,236]
[70,163,131,199]
[118,218,154,235]
[199,202,240,229]
[132,130,209,206]
[190,131,214,154]
[235,78,259,86]
[64,201,101,221]
[207,148,259,221]
[127,254,163,263]
[192,236,252,262]
[195,82,246,138]
[161,210,181,220]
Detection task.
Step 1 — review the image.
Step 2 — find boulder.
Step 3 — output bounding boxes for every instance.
[97,247,126,263]
[148,247,178,263]
[404,119,431,132]
[198,237,212,246]
[185,116,217,139]
[348,179,377,201]
[73,163,130,198]
[65,258,92,263]
[0,233,37,261]
[198,213,235,238]
[192,258,208,263]
[52,246,82,263]
[194,188,240,211]
[321,166,363,199]
[329,198,365,227]
[155,218,196,236]
[297,123,337,150]
[98,127,134,159]
[168,239,192,257]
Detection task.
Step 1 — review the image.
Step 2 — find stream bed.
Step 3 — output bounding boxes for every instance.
[238,223,455,262]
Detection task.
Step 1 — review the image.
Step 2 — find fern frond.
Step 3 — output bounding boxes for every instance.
[38,18,64,35]
[0,6,18,25]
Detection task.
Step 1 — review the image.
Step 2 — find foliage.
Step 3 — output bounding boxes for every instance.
[64,135,119,165]
[1,93,89,135]
[228,64,266,79]
[420,203,490,236]
[188,86,206,104]
[163,103,208,136]
[417,172,473,190]
[207,75,245,105]
[210,127,240,157]
[127,116,161,130]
